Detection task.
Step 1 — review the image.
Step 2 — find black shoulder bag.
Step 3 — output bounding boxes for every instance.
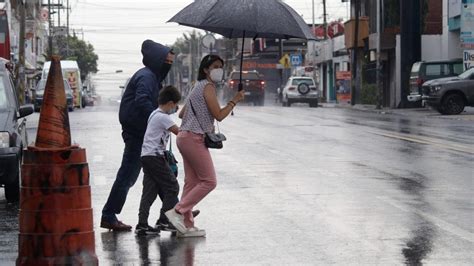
[188,100,226,149]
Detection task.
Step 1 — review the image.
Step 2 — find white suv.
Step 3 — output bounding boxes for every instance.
[281,76,319,107]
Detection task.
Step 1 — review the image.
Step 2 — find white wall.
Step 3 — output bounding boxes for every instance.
[442,0,463,60]
[422,35,443,60]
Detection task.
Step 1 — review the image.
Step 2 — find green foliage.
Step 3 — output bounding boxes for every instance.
[361,83,377,105]
[171,30,203,54]
[52,35,99,81]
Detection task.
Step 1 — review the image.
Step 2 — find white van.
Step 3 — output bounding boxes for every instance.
[42,60,83,108]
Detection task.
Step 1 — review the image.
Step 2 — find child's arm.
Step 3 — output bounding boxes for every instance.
[168,124,179,135]
[178,105,186,119]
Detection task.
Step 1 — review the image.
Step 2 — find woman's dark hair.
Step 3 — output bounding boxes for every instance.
[158,85,181,104]
[197,54,224,81]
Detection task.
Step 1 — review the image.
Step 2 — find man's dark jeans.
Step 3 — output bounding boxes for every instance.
[102,131,143,223]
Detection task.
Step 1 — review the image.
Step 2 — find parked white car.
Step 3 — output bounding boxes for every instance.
[281,76,319,107]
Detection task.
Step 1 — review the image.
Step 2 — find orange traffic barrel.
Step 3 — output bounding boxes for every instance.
[17,57,97,265]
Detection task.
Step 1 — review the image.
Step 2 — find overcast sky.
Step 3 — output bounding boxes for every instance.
[64,0,349,96]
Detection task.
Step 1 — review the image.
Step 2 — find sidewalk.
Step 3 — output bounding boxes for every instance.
[320,103,474,121]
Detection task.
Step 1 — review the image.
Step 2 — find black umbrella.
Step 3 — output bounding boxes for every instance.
[168,0,316,91]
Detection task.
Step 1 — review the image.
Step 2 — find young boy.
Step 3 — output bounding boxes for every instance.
[135,85,182,235]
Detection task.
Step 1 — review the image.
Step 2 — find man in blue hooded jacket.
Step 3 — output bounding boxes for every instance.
[100,40,175,231]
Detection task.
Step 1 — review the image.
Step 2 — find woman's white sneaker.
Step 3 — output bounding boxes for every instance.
[177,227,206,238]
[165,209,187,233]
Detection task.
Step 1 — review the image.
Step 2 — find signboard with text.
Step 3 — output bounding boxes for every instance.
[461,0,474,48]
[464,50,474,69]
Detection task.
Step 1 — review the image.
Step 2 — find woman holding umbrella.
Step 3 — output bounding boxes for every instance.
[166,54,245,237]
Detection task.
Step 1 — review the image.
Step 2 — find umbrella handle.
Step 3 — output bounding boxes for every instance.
[238,30,246,91]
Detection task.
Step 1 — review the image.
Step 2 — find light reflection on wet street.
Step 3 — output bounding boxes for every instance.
[1,103,473,265]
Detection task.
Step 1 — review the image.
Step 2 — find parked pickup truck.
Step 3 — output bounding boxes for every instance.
[223,70,265,106]
[422,67,474,115]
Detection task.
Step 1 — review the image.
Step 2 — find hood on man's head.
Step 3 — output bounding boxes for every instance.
[141,40,171,74]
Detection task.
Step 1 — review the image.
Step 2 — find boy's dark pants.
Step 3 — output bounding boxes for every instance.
[138,155,179,225]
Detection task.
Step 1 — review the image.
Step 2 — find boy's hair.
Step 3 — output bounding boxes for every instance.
[158,85,181,105]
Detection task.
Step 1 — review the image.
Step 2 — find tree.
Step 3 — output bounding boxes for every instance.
[52,35,99,81]
[170,30,203,82]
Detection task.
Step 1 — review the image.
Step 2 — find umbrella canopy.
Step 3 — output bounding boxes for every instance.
[168,0,315,40]
[168,0,316,90]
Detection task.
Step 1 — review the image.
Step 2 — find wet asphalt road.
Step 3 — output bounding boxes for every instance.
[1,101,473,265]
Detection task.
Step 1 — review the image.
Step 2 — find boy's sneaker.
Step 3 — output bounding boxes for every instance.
[135,224,160,236]
[156,209,201,231]
[165,209,187,233]
[177,227,206,238]
[191,210,200,218]
[156,221,177,232]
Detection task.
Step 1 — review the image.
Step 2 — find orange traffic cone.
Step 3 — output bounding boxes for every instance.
[35,55,71,148]
[17,56,98,265]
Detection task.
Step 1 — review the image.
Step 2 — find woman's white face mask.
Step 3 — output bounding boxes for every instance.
[209,68,224,83]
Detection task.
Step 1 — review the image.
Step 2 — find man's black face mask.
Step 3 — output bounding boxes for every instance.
[160,63,172,80]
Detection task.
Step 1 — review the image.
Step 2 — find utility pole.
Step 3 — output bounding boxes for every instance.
[376,0,382,109]
[17,0,26,104]
[66,0,70,56]
[57,0,60,27]
[351,0,360,106]
[323,0,327,40]
[400,0,421,108]
[48,0,53,58]
[312,0,315,34]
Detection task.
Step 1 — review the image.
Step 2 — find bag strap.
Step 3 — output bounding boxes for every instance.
[169,134,172,152]
[148,109,173,152]
[188,99,220,133]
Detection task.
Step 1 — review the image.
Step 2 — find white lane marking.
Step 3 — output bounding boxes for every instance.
[94,175,107,186]
[93,155,104,162]
[377,196,474,243]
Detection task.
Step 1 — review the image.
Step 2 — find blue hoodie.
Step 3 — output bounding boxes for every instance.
[119,40,171,138]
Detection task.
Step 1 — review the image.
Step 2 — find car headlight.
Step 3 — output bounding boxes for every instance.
[0,132,10,148]
[431,86,442,93]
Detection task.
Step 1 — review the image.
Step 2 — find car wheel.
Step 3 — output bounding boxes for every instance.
[436,106,446,115]
[257,96,264,106]
[441,93,465,115]
[5,159,20,203]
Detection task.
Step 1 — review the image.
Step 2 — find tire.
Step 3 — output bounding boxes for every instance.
[309,100,318,108]
[256,96,264,106]
[441,93,465,115]
[297,83,310,95]
[282,95,289,107]
[5,160,20,203]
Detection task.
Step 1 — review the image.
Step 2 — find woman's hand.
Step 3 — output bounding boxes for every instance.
[204,83,238,122]
[232,90,245,103]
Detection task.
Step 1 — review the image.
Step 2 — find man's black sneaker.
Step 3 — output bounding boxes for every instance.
[157,221,177,232]
[135,223,160,236]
